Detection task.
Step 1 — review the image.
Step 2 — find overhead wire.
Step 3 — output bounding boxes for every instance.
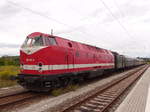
[6,0,101,44]
[113,0,124,18]
[111,0,146,53]
[98,0,146,55]
[99,0,141,46]
[6,0,146,56]
[112,0,142,46]
[6,0,73,29]
[98,0,134,39]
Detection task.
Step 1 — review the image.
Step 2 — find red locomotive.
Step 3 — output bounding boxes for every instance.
[17,32,145,91]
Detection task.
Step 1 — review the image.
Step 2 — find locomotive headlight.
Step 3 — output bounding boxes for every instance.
[38,62,43,72]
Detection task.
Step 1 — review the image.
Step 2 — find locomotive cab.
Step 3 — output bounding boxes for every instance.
[21,32,57,55]
[22,36,44,47]
[22,35,57,48]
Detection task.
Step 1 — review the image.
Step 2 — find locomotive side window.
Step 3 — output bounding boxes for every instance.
[44,37,57,46]
[49,38,57,45]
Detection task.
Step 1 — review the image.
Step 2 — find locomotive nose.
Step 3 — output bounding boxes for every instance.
[21,35,45,54]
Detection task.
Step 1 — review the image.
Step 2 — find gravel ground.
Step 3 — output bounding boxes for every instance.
[7,68,139,112]
[106,71,143,112]
[0,85,27,97]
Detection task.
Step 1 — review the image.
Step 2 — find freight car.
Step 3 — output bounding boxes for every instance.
[17,32,145,91]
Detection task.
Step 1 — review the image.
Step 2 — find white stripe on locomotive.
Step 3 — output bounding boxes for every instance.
[22,63,114,71]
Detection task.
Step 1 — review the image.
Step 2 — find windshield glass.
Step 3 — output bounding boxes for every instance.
[22,36,44,47]
[32,36,43,46]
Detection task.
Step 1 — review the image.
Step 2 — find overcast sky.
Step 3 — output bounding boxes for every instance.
[0,0,149,57]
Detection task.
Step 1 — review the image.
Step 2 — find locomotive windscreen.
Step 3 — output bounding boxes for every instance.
[32,37,43,46]
[22,36,44,47]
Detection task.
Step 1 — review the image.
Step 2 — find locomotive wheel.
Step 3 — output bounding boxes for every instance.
[59,77,71,87]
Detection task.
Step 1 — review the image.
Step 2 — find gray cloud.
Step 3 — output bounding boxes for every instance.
[143,18,150,23]
[103,2,150,23]
[120,3,149,18]
[0,0,149,57]
[79,8,104,21]
[0,2,21,19]
[0,1,22,31]
[0,43,20,48]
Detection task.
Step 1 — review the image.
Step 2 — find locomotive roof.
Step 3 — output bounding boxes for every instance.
[27,32,111,53]
[27,32,55,38]
[27,32,42,38]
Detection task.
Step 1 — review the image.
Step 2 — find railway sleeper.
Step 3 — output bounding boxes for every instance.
[89,100,109,106]
[94,97,112,102]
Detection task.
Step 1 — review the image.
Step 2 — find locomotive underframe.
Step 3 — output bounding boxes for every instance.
[17,68,110,92]
[17,65,142,92]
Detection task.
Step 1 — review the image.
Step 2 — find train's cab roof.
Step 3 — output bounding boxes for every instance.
[27,32,42,38]
[27,32,55,38]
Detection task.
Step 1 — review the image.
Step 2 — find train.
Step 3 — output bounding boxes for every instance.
[17,32,145,91]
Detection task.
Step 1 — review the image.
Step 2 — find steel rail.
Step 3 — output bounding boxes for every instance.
[61,65,148,112]
[0,91,40,108]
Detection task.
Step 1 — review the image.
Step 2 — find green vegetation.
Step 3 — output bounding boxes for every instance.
[0,79,17,88]
[0,66,20,79]
[0,56,19,66]
[0,66,20,88]
[51,84,79,96]
[137,57,150,63]
[0,56,20,88]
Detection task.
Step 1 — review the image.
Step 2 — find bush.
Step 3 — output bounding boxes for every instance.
[0,71,12,80]
[0,66,20,88]
[0,66,19,80]
[0,79,17,88]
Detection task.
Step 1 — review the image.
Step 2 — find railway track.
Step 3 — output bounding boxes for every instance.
[0,91,40,108]
[61,65,148,112]
[0,65,148,112]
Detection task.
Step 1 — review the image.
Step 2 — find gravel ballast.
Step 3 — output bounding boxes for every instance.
[0,85,27,98]
[5,68,139,112]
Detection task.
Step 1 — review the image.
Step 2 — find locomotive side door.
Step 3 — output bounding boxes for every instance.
[67,42,74,70]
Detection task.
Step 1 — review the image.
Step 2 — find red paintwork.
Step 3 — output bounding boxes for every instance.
[20,32,115,75]
[27,32,42,38]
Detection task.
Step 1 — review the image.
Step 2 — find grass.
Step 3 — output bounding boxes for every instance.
[0,79,17,88]
[51,84,79,96]
[0,66,20,88]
